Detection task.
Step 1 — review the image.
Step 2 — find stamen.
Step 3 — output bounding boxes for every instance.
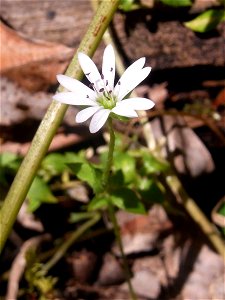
[86,95,89,98]
[118,81,121,85]
[101,74,104,79]
[89,82,98,93]
[99,88,104,93]
[106,80,108,86]
[86,72,91,76]
[109,90,112,93]
[110,67,113,72]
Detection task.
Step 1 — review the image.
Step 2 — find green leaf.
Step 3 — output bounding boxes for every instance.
[138,177,164,204]
[160,0,192,7]
[110,170,125,189]
[65,152,86,164]
[114,152,136,183]
[0,152,21,171]
[0,152,18,166]
[0,153,21,185]
[41,153,67,176]
[68,163,102,193]
[27,177,57,212]
[119,0,135,11]
[184,9,225,32]
[88,195,109,211]
[110,188,146,214]
[142,153,169,174]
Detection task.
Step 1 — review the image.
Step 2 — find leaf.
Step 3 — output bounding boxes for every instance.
[0,152,21,185]
[110,170,125,189]
[184,9,225,32]
[88,195,109,211]
[142,153,169,174]
[0,152,21,171]
[68,163,102,193]
[65,152,86,164]
[41,153,67,176]
[119,0,135,11]
[110,188,146,214]
[27,176,57,212]
[138,177,164,204]
[160,0,192,7]
[1,22,73,91]
[114,152,136,183]
[0,152,18,166]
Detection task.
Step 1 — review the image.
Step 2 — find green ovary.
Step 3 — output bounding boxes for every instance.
[97,94,117,109]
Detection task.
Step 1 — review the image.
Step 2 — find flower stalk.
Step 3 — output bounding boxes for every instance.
[0,0,120,253]
[101,118,137,300]
[102,118,115,189]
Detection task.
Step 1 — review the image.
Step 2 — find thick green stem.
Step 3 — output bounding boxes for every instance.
[44,213,100,272]
[102,118,115,189]
[0,0,120,253]
[108,202,137,300]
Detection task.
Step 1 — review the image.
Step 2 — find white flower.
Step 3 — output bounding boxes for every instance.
[53,45,155,133]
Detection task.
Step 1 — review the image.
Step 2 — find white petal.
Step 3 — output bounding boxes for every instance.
[114,57,146,95]
[78,52,102,86]
[102,44,115,91]
[119,98,155,110]
[115,67,151,101]
[76,106,102,123]
[53,92,97,106]
[112,105,138,118]
[57,74,96,100]
[89,109,111,133]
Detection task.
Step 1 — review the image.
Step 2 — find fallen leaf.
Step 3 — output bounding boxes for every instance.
[0,22,73,91]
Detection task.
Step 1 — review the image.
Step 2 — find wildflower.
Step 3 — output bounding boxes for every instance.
[53,45,155,133]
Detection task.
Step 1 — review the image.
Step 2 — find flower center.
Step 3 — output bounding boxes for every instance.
[86,71,120,110]
[97,92,117,109]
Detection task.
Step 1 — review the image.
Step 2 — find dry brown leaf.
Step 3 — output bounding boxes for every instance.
[151,115,215,177]
[0,22,74,91]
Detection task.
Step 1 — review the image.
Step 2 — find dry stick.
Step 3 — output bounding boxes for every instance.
[100,22,225,260]
[0,0,120,253]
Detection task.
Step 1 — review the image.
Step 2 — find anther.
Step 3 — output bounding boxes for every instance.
[118,81,121,85]
[106,80,108,86]
[99,88,104,93]
[110,67,113,72]
[86,95,89,98]
[101,74,104,79]
[86,72,91,76]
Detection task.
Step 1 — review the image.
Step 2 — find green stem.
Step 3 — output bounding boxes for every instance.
[101,118,137,300]
[102,118,115,189]
[0,0,120,253]
[108,202,137,300]
[44,213,100,272]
